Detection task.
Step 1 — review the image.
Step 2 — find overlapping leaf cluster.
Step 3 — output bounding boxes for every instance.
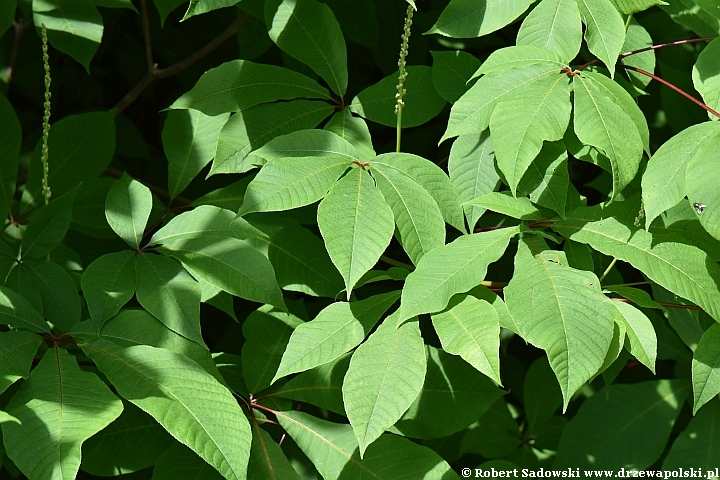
[1,0,720,477]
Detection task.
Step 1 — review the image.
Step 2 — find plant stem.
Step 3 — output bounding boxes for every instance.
[598,257,617,283]
[602,280,651,289]
[40,24,52,206]
[625,14,633,31]
[395,5,414,153]
[379,255,415,271]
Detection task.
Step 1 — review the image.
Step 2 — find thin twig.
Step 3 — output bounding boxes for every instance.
[379,255,415,271]
[113,12,249,116]
[139,0,155,70]
[6,18,34,89]
[619,64,720,119]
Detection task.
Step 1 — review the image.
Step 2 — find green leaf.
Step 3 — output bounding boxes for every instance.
[248,422,302,480]
[342,316,426,456]
[448,131,501,231]
[516,0,583,62]
[182,0,241,19]
[692,324,720,413]
[150,206,250,250]
[350,66,447,128]
[0,94,21,217]
[431,295,501,383]
[81,251,137,328]
[253,128,358,162]
[32,0,103,71]
[553,200,720,322]
[0,286,48,332]
[153,442,225,479]
[554,380,689,469]
[265,0,348,96]
[84,339,252,480]
[687,154,720,241]
[473,45,566,77]
[611,301,657,373]
[72,178,116,238]
[427,0,535,38]
[392,346,504,439]
[323,110,376,162]
[243,217,344,297]
[573,73,644,196]
[0,331,42,395]
[318,168,395,298]
[273,291,400,382]
[663,398,720,471]
[163,109,229,198]
[277,411,457,480]
[371,164,446,265]
[27,260,81,332]
[606,286,665,310]
[465,192,546,220]
[2,348,123,480]
[168,60,331,116]
[523,358,562,434]
[160,236,286,310]
[373,152,465,232]
[21,186,78,260]
[136,253,204,346]
[609,0,668,14]
[460,399,522,458]
[517,140,571,217]
[212,100,334,176]
[443,63,563,142]
[576,0,626,78]
[430,50,482,103]
[642,122,720,227]
[81,400,173,476]
[622,20,655,92]
[505,237,614,407]
[239,157,350,216]
[399,226,520,321]
[153,0,186,25]
[5,264,43,319]
[105,172,152,250]
[276,354,350,414]
[242,305,303,393]
[22,111,115,213]
[192,178,251,211]
[0,0,15,36]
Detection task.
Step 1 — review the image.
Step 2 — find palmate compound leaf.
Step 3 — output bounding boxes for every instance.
[663,397,720,471]
[576,0,626,78]
[553,199,720,323]
[0,331,42,395]
[273,291,400,382]
[573,72,645,197]
[391,346,505,439]
[81,251,137,330]
[370,163,446,265]
[265,0,348,97]
[372,153,465,232]
[399,226,520,322]
[442,63,567,143]
[168,60,331,116]
[342,315,427,457]
[448,131,501,231]
[83,339,252,480]
[159,236,286,310]
[691,324,720,413]
[105,172,152,250]
[211,100,334,176]
[430,294,501,384]
[505,236,615,408]
[426,0,535,38]
[554,380,689,469]
[162,109,230,198]
[317,167,395,299]
[642,122,720,228]
[276,411,457,480]
[2,348,123,480]
[135,253,204,346]
[516,0,583,63]
[488,70,571,195]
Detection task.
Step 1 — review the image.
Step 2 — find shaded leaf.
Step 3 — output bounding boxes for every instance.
[21,186,78,260]
[663,398,720,471]
[692,324,720,413]
[152,442,225,480]
[0,93,21,217]
[0,286,48,332]
[612,301,657,373]
[27,260,81,332]
[427,0,535,38]
[248,422,301,480]
[431,50,482,103]
[0,331,42,395]
[105,172,152,250]
[323,110,376,161]
[464,192,546,220]
[81,251,137,329]
[276,354,350,415]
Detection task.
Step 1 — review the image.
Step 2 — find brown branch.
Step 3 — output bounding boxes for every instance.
[619,64,720,119]
[6,18,34,89]
[113,12,249,116]
[139,0,155,70]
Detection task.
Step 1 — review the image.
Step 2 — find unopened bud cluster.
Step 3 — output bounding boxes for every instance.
[40,24,51,204]
[395,5,414,115]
